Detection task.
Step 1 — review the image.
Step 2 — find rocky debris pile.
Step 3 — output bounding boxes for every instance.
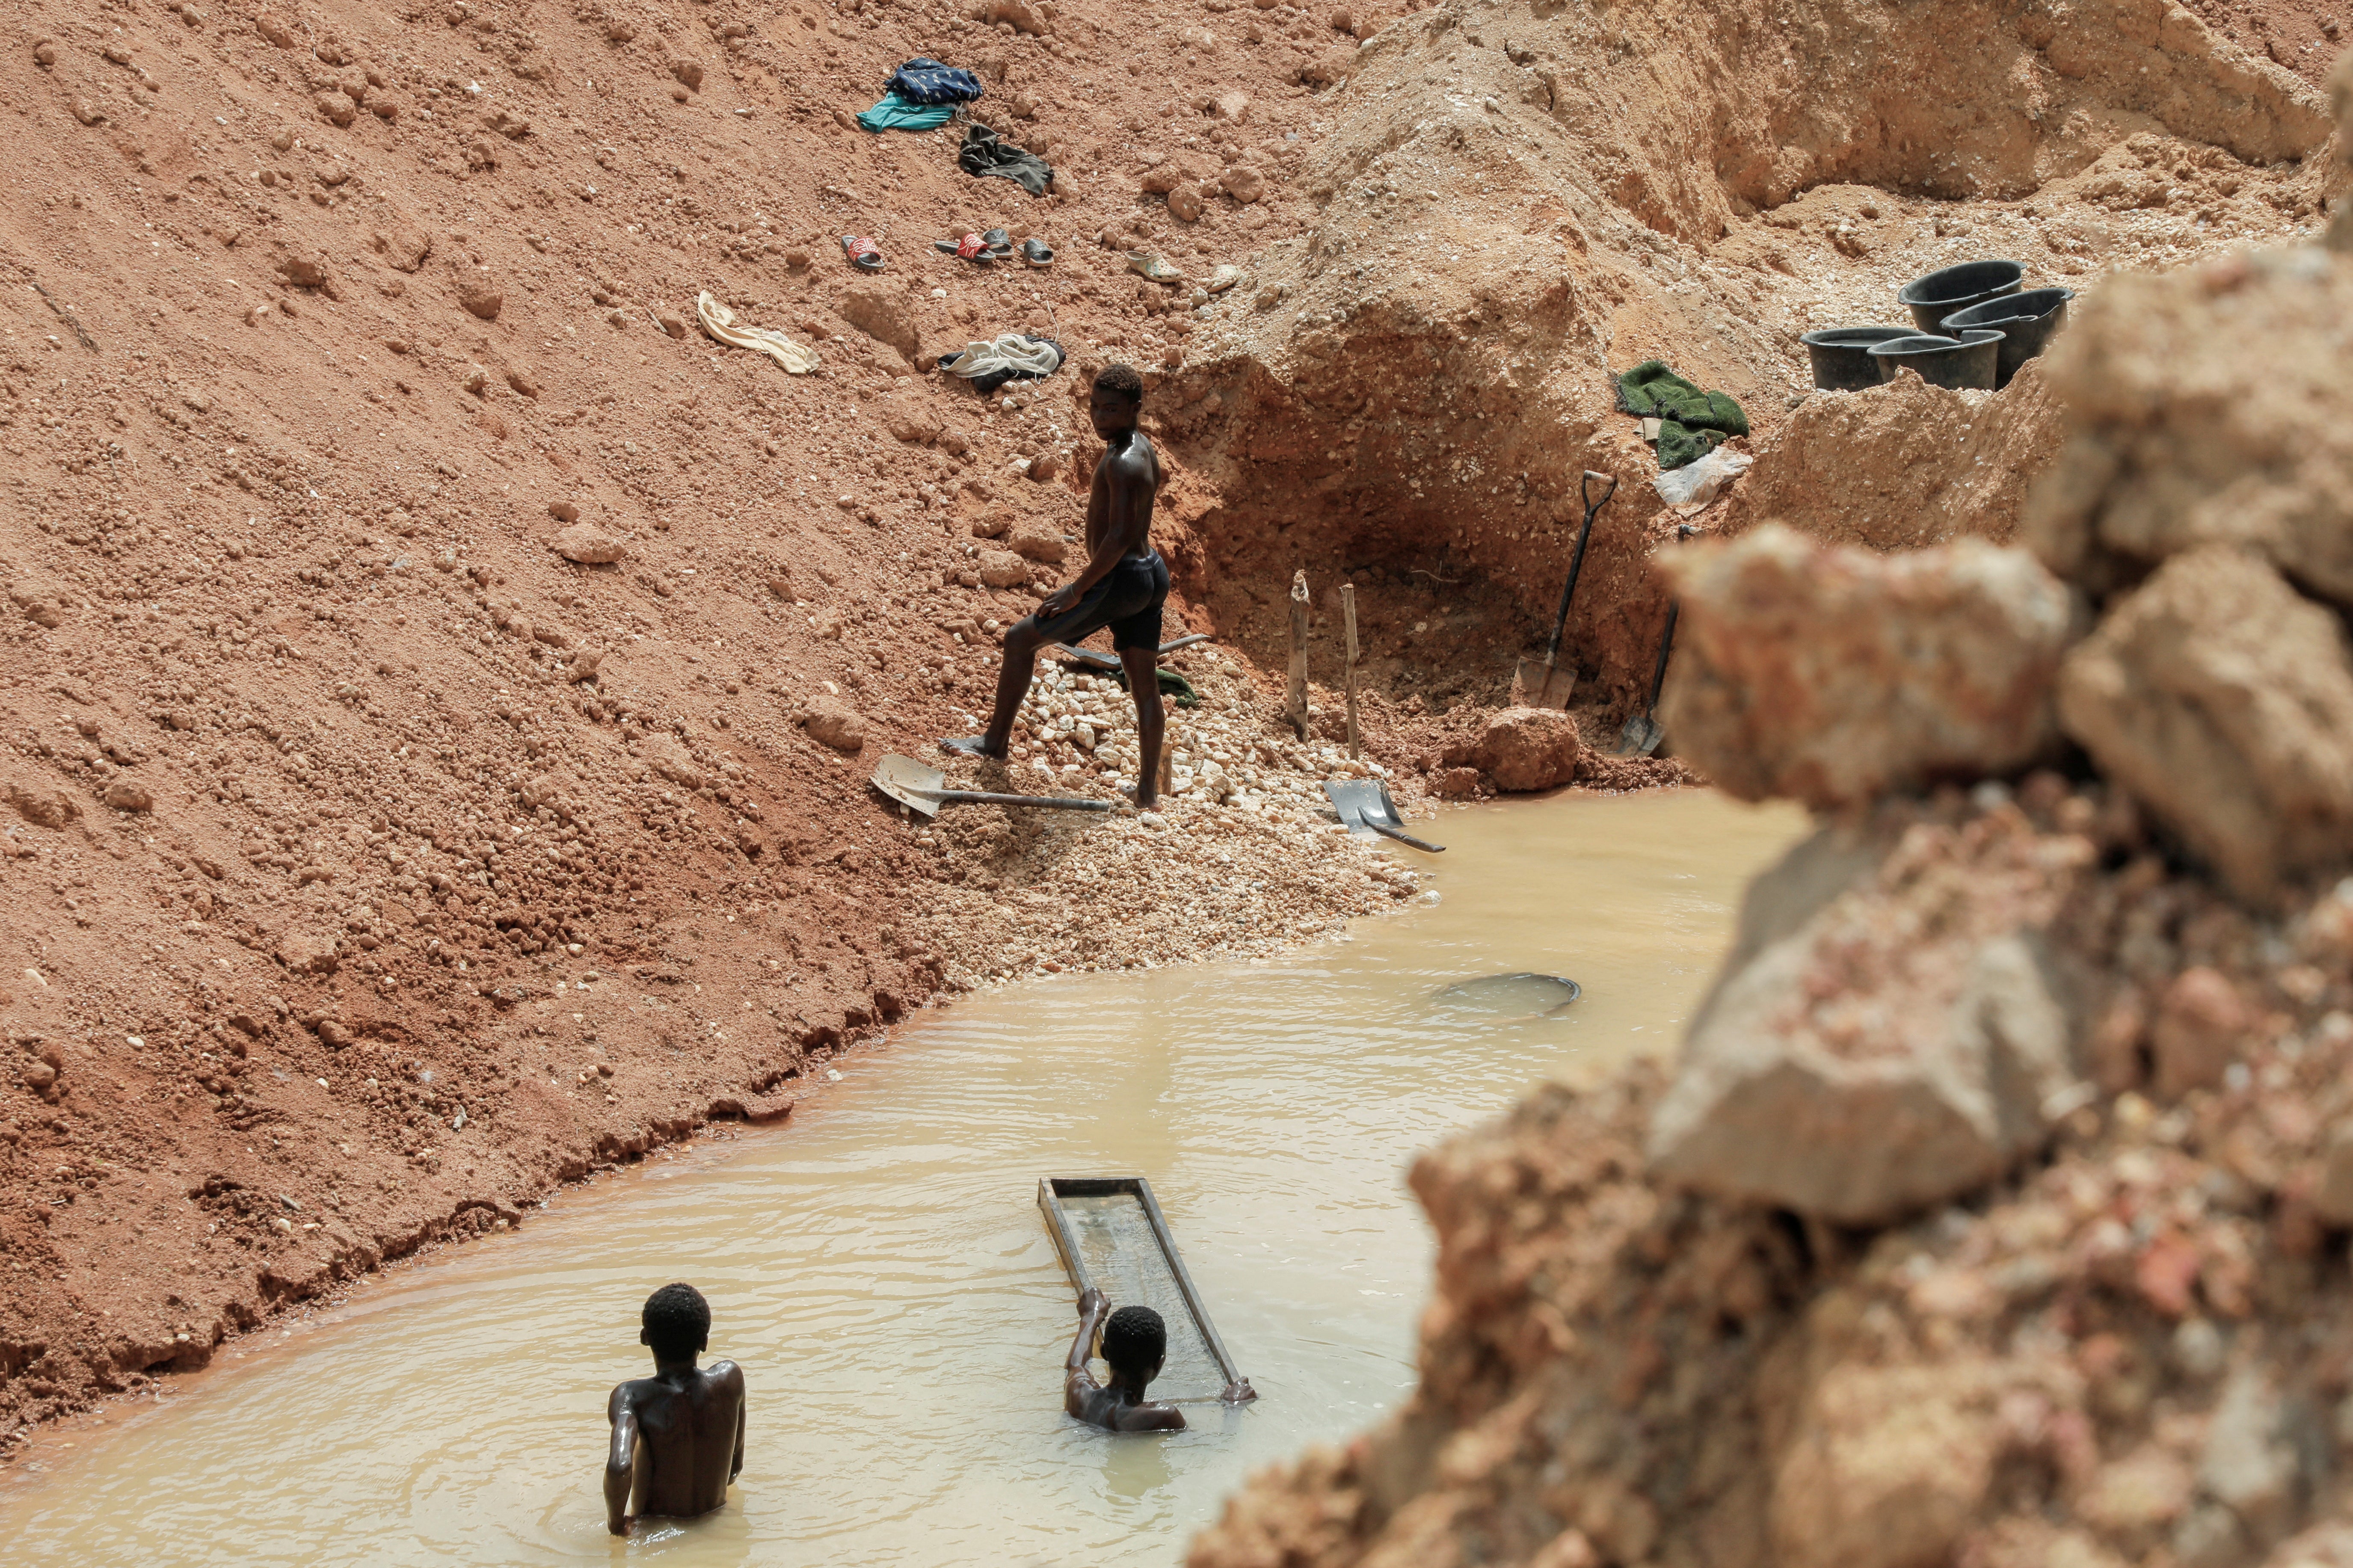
[906,645,1427,986]
[1188,114,2353,1568]
[984,645,1398,811]
[909,796,1415,988]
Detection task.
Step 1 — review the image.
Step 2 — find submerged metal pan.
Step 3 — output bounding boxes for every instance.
[1324,779,1445,853]
[1431,973,1582,1017]
[870,754,1117,820]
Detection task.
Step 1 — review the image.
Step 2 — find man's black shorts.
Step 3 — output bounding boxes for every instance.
[1025,550,1169,652]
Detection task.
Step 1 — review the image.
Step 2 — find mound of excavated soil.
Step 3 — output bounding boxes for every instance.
[1713,362,2065,551]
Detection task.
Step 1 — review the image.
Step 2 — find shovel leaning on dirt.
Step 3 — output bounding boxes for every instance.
[1616,603,1678,756]
[1513,470,1617,710]
[1616,524,1704,755]
[871,754,1117,819]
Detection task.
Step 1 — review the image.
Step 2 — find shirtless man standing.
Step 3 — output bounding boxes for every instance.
[605,1282,747,1536]
[1065,1287,1185,1432]
[943,363,1169,807]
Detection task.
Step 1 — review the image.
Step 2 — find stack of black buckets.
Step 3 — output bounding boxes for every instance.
[1801,261,2074,392]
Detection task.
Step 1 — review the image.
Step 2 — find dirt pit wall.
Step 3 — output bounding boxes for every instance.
[1162,0,2333,727]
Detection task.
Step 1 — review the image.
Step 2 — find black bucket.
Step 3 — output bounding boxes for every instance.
[1867,329,2004,391]
[1896,260,2025,334]
[1939,287,2074,388]
[1800,326,1917,392]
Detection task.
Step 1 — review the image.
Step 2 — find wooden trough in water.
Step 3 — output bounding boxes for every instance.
[1037,1176,1256,1404]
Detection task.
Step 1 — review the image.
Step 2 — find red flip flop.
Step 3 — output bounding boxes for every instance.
[839,234,884,272]
[932,233,996,263]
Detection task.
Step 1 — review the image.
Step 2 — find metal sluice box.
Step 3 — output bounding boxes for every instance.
[1038,1176,1256,1405]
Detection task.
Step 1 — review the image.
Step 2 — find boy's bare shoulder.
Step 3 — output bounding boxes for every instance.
[1108,435,1160,483]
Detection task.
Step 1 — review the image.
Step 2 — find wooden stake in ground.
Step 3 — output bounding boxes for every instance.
[1342,582,1360,760]
[1286,570,1310,740]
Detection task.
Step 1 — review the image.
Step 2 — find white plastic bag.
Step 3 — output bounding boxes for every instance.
[1652,448,1753,508]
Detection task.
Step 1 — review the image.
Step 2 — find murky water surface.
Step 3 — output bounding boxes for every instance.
[1,790,1805,1567]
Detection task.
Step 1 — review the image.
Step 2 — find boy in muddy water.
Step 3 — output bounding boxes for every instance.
[942,363,1171,808]
[605,1282,747,1536]
[1066,1287,1186,1432]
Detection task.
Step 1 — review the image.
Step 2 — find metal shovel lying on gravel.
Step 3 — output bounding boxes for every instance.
[871,754,1117,819]
[1324,779,1445,853]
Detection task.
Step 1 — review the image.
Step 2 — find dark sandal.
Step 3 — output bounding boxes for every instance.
[1021,237,1055,267]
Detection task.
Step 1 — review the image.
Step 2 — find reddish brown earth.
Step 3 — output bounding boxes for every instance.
[0,0,2338,1466]
[0,0,1421,1443]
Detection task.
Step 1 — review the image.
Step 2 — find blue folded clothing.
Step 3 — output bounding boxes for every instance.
[888,56,984,106]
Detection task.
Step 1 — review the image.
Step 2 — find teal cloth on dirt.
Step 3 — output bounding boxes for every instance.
[1615,360,1750,471]
[856,91,955,133]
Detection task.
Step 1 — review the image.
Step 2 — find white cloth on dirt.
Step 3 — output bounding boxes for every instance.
[1653,448,1752,509]
[939,333,1063,381]
[695,291,820,374]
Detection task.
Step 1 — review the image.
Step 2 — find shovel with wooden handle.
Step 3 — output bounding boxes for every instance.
[1513,470,1616,710]
[871,754,1118,819]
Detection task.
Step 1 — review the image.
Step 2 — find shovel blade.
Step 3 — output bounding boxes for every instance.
[1511,657,1574,710]
[871,753,948,818]
[1615,714,1664,756]
[1323,779,1378,837]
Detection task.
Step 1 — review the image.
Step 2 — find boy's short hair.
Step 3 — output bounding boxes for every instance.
[1093,363,1145,402]
[642,1282,711,1360]
[1101,1304,1167,1379]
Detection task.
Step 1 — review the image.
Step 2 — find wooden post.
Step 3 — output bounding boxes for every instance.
[1286,570,1310,740]
[1342,582,1360,760]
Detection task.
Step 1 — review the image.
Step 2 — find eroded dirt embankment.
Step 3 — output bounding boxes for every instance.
[0,0,2337,1459]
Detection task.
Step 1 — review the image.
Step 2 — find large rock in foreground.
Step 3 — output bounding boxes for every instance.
[2057,544,2353,902]
[1660,525,2078,809]
[2025,249,2353,602]
[1647,803,2090,1225]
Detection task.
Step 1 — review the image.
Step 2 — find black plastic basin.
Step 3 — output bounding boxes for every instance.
[1867,329,2004,391]
[1939,287,2075,388]
[1897,259,2025,334]
[1800,326,1917,391]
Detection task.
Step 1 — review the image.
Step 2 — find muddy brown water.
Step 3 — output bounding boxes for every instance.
[0,790,1805,1566]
